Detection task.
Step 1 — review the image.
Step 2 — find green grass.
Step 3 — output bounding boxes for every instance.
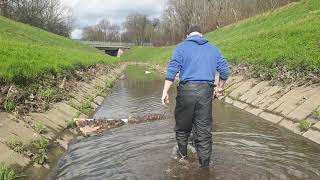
[3,99,16,113]
[33,122,48,135]
[122,46,173,65]
[6,140,26,154]
[0,16,117,85]
[299,119,313,132]
[125,65,160,81]
[122,0,320,76]
[31,138,49,165]
[78,100,93,116]
[312,109,320,120]
[38,87,63,103]
[66,118,77,128]
[0,164,16,180]
[105,78,115,89]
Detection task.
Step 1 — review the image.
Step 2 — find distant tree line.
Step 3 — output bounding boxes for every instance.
[156,0,294,45]
[0,0,72,37]
[82,19,121,42]
[82,13,159,46]
[0,0,294,43]
[82,0,293,46]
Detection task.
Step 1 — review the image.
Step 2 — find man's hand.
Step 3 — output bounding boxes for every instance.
[214,87,224,97]
[161,92,170,107]
[215,79,226,98]
[161,80,173,107]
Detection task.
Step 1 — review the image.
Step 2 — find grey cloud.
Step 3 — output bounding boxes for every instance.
[64,0,167,28]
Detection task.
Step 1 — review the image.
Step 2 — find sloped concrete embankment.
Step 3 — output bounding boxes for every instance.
[223,75,320,144]
[0,63,127,169]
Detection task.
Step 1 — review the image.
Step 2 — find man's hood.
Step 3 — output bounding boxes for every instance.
[186,35,209,45]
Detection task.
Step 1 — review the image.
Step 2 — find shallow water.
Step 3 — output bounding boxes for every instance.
[51,65,320,180]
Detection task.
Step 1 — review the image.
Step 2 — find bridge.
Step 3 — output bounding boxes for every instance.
[80,41,153,57]
[81,41,133,57]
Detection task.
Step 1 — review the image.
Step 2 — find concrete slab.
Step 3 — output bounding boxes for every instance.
[0,142,30,167]
[240,81,270,104]
[245,106,263,116]
[251,86,283,109]
[224,97,234,104]
[224,76,243,89]
[225,76,244,92]
[229,79,257,100]
[287,90,320,120]
[259,112,283,124]
[91,102,99,110]
[78,82,98,96]
[0,113,35,143]
[54,103,78,118]
[69,91,87,103]
[94,96,105,105]
[313,121,320,131]
[303,129,320,144]
[30,107,70,132]
[28,113,63,139]
[267,86,319,118]
[233,101,248,110]
[279,119,302,135]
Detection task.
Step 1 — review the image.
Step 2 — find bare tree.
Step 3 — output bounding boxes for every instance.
[0,0,9,16]
[123,13,153,45]
[154,0,294,46]
[4,0,72,37]
[82,18,121,42]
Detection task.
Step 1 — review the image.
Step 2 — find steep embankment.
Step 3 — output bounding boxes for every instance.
[122,0,320,79]
[0,16,116,85]
[0,16,120,178]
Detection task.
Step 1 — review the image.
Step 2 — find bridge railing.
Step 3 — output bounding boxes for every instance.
[80,41,153,48]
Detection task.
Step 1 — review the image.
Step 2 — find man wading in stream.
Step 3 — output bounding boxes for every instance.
[161,25,230,168]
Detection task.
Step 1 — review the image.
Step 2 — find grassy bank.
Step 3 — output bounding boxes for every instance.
[0,16,116,85]
[122,0,320,78]
[0,163,16,180]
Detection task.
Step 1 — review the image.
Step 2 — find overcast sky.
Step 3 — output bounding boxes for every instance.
[62,0,168,39]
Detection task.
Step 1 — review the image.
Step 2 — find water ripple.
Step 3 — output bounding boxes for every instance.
[51,66,320,180]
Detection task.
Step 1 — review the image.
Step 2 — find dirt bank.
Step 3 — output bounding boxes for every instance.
[0,63,128,176]
[222,74,320,144]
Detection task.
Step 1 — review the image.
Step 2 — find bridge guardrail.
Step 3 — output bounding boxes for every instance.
[79,41,153,47]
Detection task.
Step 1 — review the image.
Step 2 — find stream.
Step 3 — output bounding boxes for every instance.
[50,65,320,180]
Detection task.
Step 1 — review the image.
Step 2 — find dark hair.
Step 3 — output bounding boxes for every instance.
[187,25,202,35]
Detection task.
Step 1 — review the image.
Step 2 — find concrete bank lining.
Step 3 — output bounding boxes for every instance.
[0,63,127,169]
[223,75,320,144]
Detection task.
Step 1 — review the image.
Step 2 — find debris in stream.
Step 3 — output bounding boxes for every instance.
[128,113,167,123]
[75,118,124,136]
[73,113,168,136]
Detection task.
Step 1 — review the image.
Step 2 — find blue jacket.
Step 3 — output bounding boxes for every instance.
[166,35,230,83]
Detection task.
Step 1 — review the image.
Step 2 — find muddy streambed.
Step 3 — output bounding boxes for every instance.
[49,65,320,180]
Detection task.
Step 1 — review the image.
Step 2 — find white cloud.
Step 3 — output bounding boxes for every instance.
[71,28,83,39]
[62,0,167,39]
